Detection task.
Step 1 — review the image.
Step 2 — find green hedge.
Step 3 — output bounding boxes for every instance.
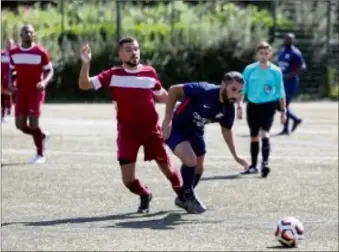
[1,1,295,102]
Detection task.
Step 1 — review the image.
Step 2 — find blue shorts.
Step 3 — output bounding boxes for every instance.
[166,129,206,157]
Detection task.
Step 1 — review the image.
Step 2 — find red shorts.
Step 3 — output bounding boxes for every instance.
[117,124,170,163]
[15,90,45,117]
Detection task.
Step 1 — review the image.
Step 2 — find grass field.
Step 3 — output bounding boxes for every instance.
[1,102,338,251]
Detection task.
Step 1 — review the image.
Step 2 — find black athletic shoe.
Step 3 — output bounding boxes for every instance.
[240,166,258,175]
[261,165,270,178]
[291,119,302,132]
[137,192,153,213]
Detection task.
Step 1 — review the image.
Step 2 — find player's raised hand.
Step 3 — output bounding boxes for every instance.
[161,119,172,140]
[80,44,92,63]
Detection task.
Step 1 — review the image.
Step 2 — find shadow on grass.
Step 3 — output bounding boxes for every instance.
[105,212,222,230]
[266,245,296,250]
[1,162,32,167]
[201,173,244,181]
[1,210,171,227]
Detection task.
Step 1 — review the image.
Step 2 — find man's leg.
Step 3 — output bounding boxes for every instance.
[145,128,182,196]
[6,93,12,116]
[260,106,275,178]
[241,102,260,175]
[28,115,45,163]
[189,134,206,188]
[1,94,6,121]
[282,82,301,134]
[118,127,152,213]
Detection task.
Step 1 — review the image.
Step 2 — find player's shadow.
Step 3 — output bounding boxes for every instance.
[105,212,221,230]
[1,162,32,167]
[1,210,170,227]
[201,173,243,181]
[266,245,295,249]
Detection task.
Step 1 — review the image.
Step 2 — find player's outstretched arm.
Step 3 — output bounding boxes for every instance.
[78,44,95,90]
[221,126,249,170]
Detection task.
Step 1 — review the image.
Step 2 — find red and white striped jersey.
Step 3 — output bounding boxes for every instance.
[90,64,166,127]
[9,44,52,90]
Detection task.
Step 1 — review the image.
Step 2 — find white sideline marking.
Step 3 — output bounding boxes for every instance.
[1,148,338,161]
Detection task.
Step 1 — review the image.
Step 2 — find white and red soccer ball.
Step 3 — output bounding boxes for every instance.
[274,216,304,247]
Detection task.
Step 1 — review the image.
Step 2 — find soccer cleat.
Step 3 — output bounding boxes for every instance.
[30,155,46,164]
[240,166,258,175]
[137,192,153,214]
[261,165,270,178]
[185,196,207,214]
[175,196,188,211]
[43,131,50,151]
[278,130,289,136]
[291,119,302,132]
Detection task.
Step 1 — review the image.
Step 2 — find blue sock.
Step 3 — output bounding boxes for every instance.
[180,164,196,199]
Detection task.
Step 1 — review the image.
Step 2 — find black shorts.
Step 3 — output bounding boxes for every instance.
[246,101,277,137]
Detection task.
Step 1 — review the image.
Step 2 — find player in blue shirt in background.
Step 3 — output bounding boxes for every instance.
[161,72,249,214]
[277,33,307,135]
[238,42,287,177]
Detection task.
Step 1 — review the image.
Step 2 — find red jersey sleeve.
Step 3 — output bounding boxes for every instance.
[150,68,165,96]
[41,49,53,70]
[89,68,113,90]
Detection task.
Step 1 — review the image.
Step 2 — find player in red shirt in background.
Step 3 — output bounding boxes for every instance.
[9,25,54,164]
[1,39,15,122]
[78,37,182,213]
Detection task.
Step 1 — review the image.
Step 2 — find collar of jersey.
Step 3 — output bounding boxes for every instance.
[19,43,36,51]
[123,64,143,73]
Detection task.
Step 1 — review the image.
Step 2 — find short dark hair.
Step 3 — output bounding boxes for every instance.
[223,71,245,85]
[118,37,137,47]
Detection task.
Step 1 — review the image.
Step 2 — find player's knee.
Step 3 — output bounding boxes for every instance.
[260,130,270,139]
[15,120,25,130]
[251,136,260,142]
[119,159,136,185]
[181,155,197,167]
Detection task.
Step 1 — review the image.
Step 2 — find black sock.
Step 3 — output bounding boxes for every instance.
[250,141,259,168]
[193,174,202,188]
[180,165,196,199]
[261,137,270,165]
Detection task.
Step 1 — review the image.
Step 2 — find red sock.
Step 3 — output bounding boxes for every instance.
[32,127,44,156]
[126,179,149,196]
[22,125,33,135]
[167,168,183,195]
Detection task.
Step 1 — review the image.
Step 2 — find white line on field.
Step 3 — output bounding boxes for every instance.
[1,148,338,161]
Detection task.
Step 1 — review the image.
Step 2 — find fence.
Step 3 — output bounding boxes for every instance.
[1,0,338,99]
[58,0,339,97]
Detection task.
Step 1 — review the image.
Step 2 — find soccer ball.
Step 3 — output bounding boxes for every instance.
[274,216,304,247]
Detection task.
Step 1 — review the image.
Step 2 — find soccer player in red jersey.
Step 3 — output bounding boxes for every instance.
[9,25,54,164]
[78,37,182,213]
[1,39,15,122]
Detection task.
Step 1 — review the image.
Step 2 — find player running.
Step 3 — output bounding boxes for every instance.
[9,24,53,164]
[161,72,249,214]
[1,39,15,122]
[238,42,286,177]
[277,33,306,135]
[78,37,182,214]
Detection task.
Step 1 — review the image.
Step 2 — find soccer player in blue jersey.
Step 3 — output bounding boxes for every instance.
[238,41,287,177]
[161,72,249,214]
[277,33,306,135]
